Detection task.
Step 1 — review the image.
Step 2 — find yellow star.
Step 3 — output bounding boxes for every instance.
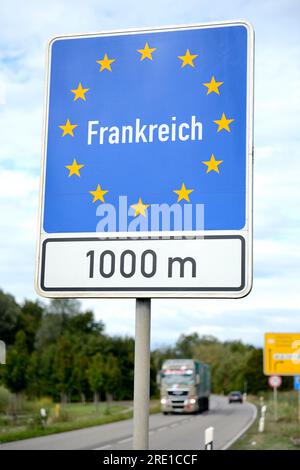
[202,154,223,173]
[213,113,235,132]
[89,184,108,203]
[137,42,156,61]
[65,159,84,177]
[130,198,150,217]
[178,49,198,68]
[71,82,89,101]
[173,183,194,202]
[96,53,116,72]
[203,76,224,95]
[59,119,78,137]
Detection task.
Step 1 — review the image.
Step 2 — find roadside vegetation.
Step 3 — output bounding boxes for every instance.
[231,392,300,450]
[0,394,129,443]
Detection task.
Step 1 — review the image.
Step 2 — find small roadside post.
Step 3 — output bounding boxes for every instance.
[0,340,5,364]
[35,22,254,450]
[268,375,282,422]
[40,407,47,429]
[258,404,267,433]
[294,376,300,423]
[205,426,214,450]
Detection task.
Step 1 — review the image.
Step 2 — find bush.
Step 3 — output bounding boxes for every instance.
[35,396,53,410]
[50,408,70,423]
[0,386,12,413]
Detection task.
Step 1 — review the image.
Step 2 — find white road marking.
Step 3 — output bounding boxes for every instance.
[221,403,257,450]
[157,426,167,431]
[94,444,111,450]
[118,437,132,444]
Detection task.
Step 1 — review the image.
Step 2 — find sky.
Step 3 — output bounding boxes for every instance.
[0,0,300,348]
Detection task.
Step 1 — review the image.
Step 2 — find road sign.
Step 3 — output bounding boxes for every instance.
[268,375,282,388]
[35,21,254,298]
[294,376,300,391]
[264,333,300,376]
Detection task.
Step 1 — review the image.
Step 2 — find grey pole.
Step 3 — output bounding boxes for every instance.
[274,386,278,422]
[298,389,300,423]
[133,298,151,450]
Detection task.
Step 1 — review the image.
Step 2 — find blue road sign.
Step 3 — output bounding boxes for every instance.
[37,22,254,298]
[43,23,251,234]
[294,376,300,391]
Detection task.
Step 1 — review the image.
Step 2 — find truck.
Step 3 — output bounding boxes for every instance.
[158,359,211,414]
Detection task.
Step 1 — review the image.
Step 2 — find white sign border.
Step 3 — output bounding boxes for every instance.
[35,20,254,299]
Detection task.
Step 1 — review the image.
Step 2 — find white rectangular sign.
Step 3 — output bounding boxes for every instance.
[41,236,245,296]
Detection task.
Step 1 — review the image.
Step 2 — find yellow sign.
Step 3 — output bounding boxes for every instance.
[264,333,300,376]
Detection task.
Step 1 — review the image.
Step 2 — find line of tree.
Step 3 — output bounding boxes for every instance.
[0,288,293,402]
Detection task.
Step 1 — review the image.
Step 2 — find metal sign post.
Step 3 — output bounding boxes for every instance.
[133,298,151,450]
[268,375,281,422]
[274,386,278,422]
[293,376,300,423]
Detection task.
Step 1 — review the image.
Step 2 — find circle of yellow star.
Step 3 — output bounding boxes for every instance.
[71,82,89,101]
[65,159,84,177]
[89,184,108,203]
[130,198,150,217]
[203,76,224,95]
[178,49,198,68]
[213,113,235,132]
[173,183,194,202]
[59,119,78,137]
[137,42,156,61]
[96,53,116,72]
[202,154,223,173]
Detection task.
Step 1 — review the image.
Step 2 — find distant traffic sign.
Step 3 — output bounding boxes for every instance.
[264,333,300,376]
[294,376,300,391]
[268,375,282,388]
[35,22,254,298]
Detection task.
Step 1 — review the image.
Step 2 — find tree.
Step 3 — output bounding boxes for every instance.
[0,289,21,345]
[105,354,121,403]
[35,299,82,349]
[68,311,104,336]
[4,331,29,394]
[72,352,90,403]
[46,299,81,317]
[103,336,135,400]
[53,335,75,403]
[18,300,43,352]
[87,353,105,408]
[35,314,64,350]
[244,349,268,394]
[175,333,201,357]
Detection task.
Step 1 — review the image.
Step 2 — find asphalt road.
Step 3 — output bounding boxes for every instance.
[0,395,256,450]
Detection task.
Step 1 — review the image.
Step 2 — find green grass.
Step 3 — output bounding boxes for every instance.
[0,400,160,444]
[231,392,300,450]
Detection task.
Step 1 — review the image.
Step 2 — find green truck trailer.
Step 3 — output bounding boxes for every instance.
[159,359,211,414]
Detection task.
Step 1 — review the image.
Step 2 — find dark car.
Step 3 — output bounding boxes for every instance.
[228,391,243,404]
